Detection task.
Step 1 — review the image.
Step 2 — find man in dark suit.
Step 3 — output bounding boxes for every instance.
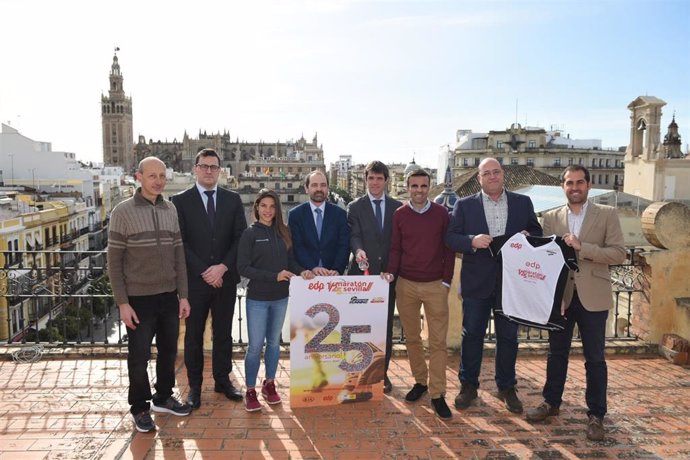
[288,170,349,276]
[172,149,247,409]
[346,161,402,393]
[445,158,542,414]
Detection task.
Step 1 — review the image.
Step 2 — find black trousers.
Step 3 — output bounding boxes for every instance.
[543,291,609,417]
[126,291,180,415]
[184,281,237,389]
[384,281,396,377]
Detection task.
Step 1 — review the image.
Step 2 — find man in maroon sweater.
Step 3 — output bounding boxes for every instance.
[384,168,455,419]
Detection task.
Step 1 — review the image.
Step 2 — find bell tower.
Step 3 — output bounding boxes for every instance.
[625,96,690,201]
[101,48,134,171]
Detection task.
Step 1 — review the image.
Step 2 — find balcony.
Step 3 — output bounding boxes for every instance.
[1,246,688,457]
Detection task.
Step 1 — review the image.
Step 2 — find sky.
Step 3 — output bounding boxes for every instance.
[1,0,689,170]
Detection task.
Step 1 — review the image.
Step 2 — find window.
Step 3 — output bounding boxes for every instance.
[614,174,619,185]
[579,158,583,165]
[511,157,518,165]
[275,182,280,189]
[528,140,536,148]
[606,159,610,167]
[259,182,265,188]
[605,175,609,184]
[463,158,469,167]
[554,157,561,167]
[599,159,603,167]
[497,157,504,165]
[497,141,503,149]
[474,158,481,166]
[591,158,596,167]
[568,157,574,165]
[527,158,534,167]
[255,167,261,173]
[287,183,293,189]
[287,195,294,202]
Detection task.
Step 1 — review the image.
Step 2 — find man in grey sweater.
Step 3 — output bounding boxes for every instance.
[107,156,191,433]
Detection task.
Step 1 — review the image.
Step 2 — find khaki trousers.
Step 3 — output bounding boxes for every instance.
[396,277,449,398]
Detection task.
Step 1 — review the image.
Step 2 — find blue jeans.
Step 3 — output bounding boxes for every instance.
[244,297,289,388]
[460,296,518,391]
[543,291,608,417]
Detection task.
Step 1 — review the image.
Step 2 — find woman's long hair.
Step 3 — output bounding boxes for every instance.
[252,188,292,250]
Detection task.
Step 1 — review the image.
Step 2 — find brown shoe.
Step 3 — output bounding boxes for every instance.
[586,415,605,441]
[526,401,559,422]
[454,383,478,409]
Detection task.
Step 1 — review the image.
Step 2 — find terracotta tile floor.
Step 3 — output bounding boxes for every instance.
[0,353,689,459]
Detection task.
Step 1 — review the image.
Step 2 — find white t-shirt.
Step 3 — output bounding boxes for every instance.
[490,233,578,331]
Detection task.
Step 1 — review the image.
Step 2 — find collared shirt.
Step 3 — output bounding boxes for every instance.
[309,201,326,228]
[408,199,431,214]
[368,192,386,219]
[196,182,218,209]
[567,200,589,238]
[481,189,508,237]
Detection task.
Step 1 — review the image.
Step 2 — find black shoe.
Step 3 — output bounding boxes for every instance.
[454,383,478,410]
[187,387,201,410]
[431,397,452,419]
[215,382,243,401]
[405,383,428,402]
[152,396,192,416]
[131,410,155,433]
[383,376,393,394]
[498,387,523,414]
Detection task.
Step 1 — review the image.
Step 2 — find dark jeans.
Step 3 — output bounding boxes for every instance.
[126,291,180,415]
[543,291,608,417]
[384,281,396,377]
[460,295,519,391]
[185,282,237,389]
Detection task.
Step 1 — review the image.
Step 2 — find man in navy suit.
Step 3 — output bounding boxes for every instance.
[445,158,542,414]
[288,170,349,276]
[172,149,247,409]
[346,161,402,393]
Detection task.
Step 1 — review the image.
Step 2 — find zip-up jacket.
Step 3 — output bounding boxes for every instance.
[237,222,304,301]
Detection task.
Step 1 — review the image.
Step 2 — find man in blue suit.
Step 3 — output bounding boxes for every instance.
[288,170,349,276]
[445,158,542,414]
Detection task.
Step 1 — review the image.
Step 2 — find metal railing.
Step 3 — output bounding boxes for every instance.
[1,248,645,348]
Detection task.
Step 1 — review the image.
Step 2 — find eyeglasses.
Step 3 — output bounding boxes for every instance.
[196,164,220,172]
[479,169,502,178]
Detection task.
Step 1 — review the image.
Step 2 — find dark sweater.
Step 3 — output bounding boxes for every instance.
[237,222,304,300]
[387,202,455,284]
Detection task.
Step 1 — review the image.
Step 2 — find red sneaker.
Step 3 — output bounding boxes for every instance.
[261,380,282,405]
[245,389,261,412]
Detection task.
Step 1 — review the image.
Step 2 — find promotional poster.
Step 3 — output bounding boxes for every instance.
[289,276,388,408]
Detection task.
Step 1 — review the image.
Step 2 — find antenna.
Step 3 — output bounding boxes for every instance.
[515,98,518,126]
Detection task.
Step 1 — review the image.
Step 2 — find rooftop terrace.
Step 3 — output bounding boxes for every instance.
[1,353,689,459]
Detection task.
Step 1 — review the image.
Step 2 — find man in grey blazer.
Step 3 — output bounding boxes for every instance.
[172,149,247,409]
[526,165,625,441]
[346,161,402,393]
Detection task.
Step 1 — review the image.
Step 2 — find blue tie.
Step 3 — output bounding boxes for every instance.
[204,190,215,226]
[374,199,383,231]
[315,208,323,239]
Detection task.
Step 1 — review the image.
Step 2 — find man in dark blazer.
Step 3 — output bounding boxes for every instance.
[288,170,349,276]
[346,161,402,393]
[171,149,247,409]
[445,158,542,414]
